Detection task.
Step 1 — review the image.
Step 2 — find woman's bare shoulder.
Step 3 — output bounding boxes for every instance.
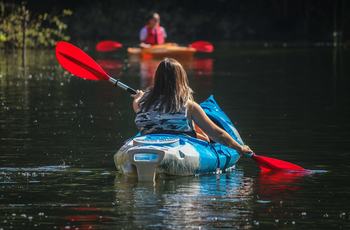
[187,100,204,116]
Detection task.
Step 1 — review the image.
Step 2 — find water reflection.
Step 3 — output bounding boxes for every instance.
[113,170,254,228]
[191,58,214,77]
[97,59,123,72]
[127,57,214,88]
[256,171,307,199]
[64,207,111,230]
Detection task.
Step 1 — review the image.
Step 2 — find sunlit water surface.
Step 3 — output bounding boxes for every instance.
[1,45,350,229]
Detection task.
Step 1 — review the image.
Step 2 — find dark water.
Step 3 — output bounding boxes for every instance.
[1,45,350,229]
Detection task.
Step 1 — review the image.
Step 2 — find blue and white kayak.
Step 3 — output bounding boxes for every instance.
[114,95,244,181]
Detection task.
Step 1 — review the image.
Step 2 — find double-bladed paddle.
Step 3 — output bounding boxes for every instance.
[95,40,214,53]
[56,41,305,173]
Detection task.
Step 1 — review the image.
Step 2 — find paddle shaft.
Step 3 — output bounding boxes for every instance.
[108,76,137,95]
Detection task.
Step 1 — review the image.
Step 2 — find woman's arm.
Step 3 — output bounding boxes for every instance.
[131,90,144,113]
[188,101,252,154]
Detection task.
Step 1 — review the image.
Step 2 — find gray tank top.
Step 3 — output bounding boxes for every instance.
[135,100,194,136]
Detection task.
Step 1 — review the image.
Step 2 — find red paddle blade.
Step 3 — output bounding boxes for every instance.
[189,41,214,53]
[252,154,305,172]
[96,40,123,52]
[55,41,109,81]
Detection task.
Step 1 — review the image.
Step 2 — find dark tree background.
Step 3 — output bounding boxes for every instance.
[10,0,350,44]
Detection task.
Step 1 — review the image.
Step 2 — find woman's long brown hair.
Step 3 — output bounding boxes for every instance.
[140,58,193,113]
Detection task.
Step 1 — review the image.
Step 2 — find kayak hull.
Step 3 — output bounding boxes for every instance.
[114,95,243,181]
[128,43,196,60]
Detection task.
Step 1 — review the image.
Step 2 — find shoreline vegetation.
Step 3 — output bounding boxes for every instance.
[0,2,72,50]
[0,1,348,50]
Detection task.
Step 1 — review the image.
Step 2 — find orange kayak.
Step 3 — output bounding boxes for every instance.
[127,43,196,59]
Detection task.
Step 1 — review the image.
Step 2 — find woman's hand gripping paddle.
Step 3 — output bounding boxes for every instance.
[55,41,136,94]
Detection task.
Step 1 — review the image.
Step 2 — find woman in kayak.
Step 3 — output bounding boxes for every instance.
[131,58,252,155]
[139,12,167,48]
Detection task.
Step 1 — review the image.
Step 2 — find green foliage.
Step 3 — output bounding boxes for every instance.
[0,2,72,48]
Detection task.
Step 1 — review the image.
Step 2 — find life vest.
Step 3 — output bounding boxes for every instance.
[143,26,165,45]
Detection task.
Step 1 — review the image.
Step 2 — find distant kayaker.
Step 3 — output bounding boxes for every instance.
[139,12,167,48]
[131,58,253,155]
